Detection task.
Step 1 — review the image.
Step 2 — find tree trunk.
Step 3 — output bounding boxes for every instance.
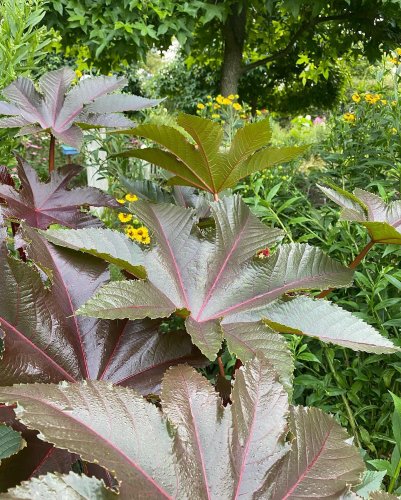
[220,1,247,96]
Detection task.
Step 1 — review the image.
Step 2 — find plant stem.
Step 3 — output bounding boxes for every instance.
[49,133,56,173]
[317,240,375,299]
[325,349,361,448]
[217,356,226,378]
[214,192,219,202]
[389,455,401,493]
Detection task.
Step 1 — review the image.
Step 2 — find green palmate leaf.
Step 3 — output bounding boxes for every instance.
[319,184,401,245]
[261,406,365,499]
[225,296,398,354]
[43,227,146,278]
[0,356,364,498]
[1,472,117,499]
[0,424,25,463]
[75,195,396,360]
[116,114,305,196]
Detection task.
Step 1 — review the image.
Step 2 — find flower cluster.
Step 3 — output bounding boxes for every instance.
[388,48,401,65]
[116,193,151,245]
[343,112,356,123]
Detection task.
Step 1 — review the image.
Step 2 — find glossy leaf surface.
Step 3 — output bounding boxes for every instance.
[0,68,159,149]
[116,114,305,195]
[319,184,401,245]
[0,356,364,499]
[0,158,118,229]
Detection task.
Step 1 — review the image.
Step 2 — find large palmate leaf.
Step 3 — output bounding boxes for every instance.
[0,68,160,149]
[74,195,396,360]
[0,225,204,388]
[0,157,119,229]
[261,406,365,499]
[0,356,364,498]
[2,472,116,499]
[319,184,401,245]
[116,114,306,196]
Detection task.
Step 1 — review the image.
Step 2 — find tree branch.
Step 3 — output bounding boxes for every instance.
[242,12,372,73]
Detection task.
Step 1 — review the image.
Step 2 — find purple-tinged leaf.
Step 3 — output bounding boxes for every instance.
[0,382,178,499]
[0,226,205,389]
[230,355,289,498]
[2,471,117,499]
[38,68,76,128]
[78,196,395,360]
[319,184,401,245]
[0,157,118,229]
[0,356,364,497]
[85,94,161,113]
[0,102,21,115]
[0,166,14,188]
[0,70,159,149]
[261,406,365,499]
[161,364,232,499]
[0,407,76,493]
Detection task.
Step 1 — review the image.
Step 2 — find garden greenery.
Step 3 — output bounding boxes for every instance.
[0,69,398,498]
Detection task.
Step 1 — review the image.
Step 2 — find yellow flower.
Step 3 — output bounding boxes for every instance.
[118,213,133,223]
[211,113,220,119]
[197,103,205,110]
[381,99,387,105]
[352,93,361,103]
[125,193,138,202]
[216,95,224,104]
[392,100,397,106]
[240,114,247,119]
[207,102,213,107]
[125,227,137,240]
[135,226,149,238]
[365,93,380,104]
[391,127,398,134]
[207,95,212,99]
[116,198,125,204]
[256,110,262,116]
[396,48,401,56]
[222,97,232,105]
[235,94,239,98]
[213,103,221,109]
[343,112,356,123]
[389,57,399,65]
[232,102,242,111]
[141,236,151,245]
[75,69,83,78]
[227,94,235,100]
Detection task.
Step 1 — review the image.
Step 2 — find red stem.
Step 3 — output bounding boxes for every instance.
[49,134,56,173]
[217,356,225,378]
[317,240,375,299]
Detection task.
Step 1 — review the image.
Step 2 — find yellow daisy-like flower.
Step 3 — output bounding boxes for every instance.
[396,48,401,56]
[141,236,151,245]
[343,112,356,123]
[389,57,400,65]
[213,103,221,109]
[222,97,232,105]
[232,102,242,111]
[227,94,235,100]
[75,69,83,78]
[381,99,387,105]
[392,100,398,106]
[211,113,220,119]
[365,93,380,104]
[197,103,205,110]
[118,213,133,223]
[216,95,224,105]
[116,198,125,204]
[135,226,149,238]
[125,193,138,202]
[125,227,137,240]
[352,94,361,103]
